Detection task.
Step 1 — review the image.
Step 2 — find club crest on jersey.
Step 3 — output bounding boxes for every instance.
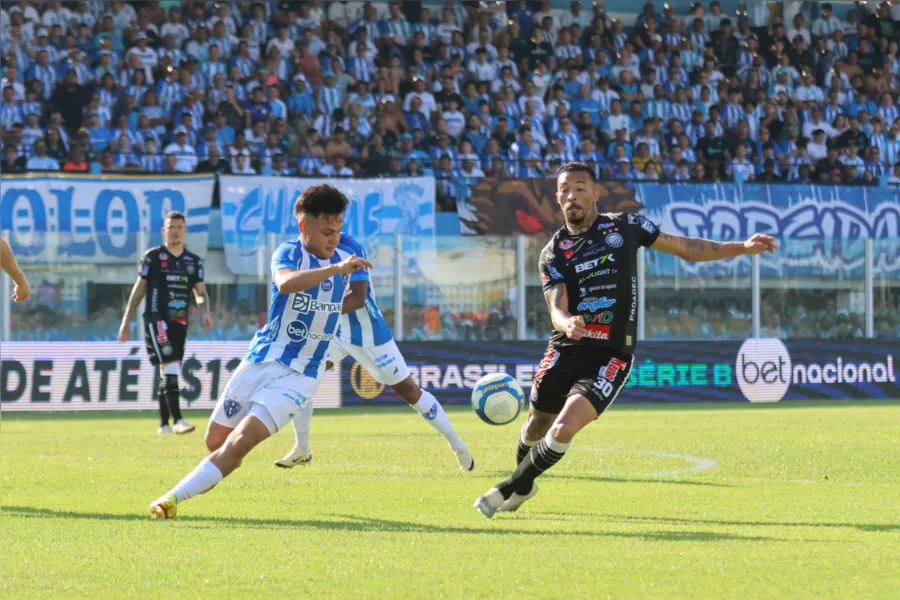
[606,232,624,248]
[223,399,242,418]
[321,279,333,292]
[186,265,195,275]
[559,239,575,250]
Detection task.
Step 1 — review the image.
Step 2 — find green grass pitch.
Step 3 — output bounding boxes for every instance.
[2,402,899,599]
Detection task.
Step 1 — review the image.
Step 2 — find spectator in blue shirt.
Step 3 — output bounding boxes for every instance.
[25,140,60,171]
[244,85,272,128]
[85,113,111,152]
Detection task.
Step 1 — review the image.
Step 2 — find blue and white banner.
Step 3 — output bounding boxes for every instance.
[634,184,900,275]
[220,176,436,275]
[0,174,214,263]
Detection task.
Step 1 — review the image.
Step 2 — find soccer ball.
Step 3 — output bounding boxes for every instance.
[471,373,524,426]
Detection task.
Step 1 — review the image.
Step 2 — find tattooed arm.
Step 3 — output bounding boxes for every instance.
[650,231,778,262]
[118,277,147,342]
[544,283,588,340]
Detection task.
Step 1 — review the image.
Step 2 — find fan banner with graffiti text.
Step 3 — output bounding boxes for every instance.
[455,177,642,235]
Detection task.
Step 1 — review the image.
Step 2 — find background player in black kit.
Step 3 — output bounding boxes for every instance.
[474,162,777,517]
[118,212,213,435]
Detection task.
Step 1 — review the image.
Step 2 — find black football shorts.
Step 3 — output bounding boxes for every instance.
[143,317,188,365]
[530,345,634,416]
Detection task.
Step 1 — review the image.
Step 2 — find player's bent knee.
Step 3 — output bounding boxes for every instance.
[523,416,552,441]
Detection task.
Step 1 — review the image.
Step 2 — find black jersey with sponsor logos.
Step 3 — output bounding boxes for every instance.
[139,246,204,322]
[539,213,660,354]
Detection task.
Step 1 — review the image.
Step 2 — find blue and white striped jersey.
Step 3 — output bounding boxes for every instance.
[245,239,352,379]
[337,233,393,348]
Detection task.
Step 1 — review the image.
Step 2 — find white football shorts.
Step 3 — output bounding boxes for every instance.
[211,360,319,432]
[327,331,410,386]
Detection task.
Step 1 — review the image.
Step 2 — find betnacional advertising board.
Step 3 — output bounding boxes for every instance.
[2,340,894,410]
[341,340,898,405]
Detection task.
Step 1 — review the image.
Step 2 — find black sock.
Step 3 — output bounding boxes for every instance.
[164,374,183,422]
[497,438,568,500]
[516,438,535,466]
[157,383,170,426]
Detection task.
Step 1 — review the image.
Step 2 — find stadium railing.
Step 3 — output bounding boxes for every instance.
[2,231,897,342]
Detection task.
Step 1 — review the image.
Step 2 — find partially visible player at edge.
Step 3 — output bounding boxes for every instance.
[149,184,372,519]
[474,162,777,517]
[272,231,474,472]
[118,212,213,435]
[1,238,31,302]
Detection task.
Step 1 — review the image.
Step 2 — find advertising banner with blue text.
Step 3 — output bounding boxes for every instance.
[220,176,436,275]
[0,174,214,263]
[341,340,897,404]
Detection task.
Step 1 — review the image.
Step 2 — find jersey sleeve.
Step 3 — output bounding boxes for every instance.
[193,256,205,285]
[627,214,661,247]
[271,242,303,274]
[138,250,153,279]
[348,244,369,283]
[538,245,565,291]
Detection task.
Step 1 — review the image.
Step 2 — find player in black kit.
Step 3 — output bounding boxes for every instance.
[118,212,213,435]
[474,162,777,517]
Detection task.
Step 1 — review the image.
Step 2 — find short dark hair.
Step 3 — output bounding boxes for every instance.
[557,161,597,182]
[165,211,186,223]
[293,184,349,220]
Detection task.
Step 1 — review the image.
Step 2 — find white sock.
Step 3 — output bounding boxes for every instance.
[291,400,313,453]
[169,458,223,503]
[544,434,572,453]
[412,391,464,450]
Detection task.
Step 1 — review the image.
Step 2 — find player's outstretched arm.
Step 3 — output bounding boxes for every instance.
[341,280,368,314]
[1,238,30,302]
[274,255,373,295]
[545,283,588,340]
[650,232,777,263]
[118,276,147,342]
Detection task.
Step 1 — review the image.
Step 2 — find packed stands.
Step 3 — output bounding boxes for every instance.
[2,0,899,342]
[6,0,900,208]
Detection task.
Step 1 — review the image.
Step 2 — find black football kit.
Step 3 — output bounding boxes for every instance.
[533,213,660,414]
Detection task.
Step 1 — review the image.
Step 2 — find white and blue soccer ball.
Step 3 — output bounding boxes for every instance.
[471,373,524,426]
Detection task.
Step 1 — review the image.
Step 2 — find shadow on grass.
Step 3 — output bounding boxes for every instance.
[544,511,899,533]
[4,505,794,541]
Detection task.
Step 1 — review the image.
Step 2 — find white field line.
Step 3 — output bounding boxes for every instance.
[577,447,719,477]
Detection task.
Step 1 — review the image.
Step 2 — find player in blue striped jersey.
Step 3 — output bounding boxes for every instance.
[148,184,372,519]
[275,232,475,471]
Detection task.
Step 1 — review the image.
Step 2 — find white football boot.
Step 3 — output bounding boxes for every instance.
[454,445,475,471]
[274,447,313,469]
[172,419,195,434]
[157,425,173,435]
[473,488,505,518]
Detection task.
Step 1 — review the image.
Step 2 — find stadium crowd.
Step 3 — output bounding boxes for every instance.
[5,0,900,211]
